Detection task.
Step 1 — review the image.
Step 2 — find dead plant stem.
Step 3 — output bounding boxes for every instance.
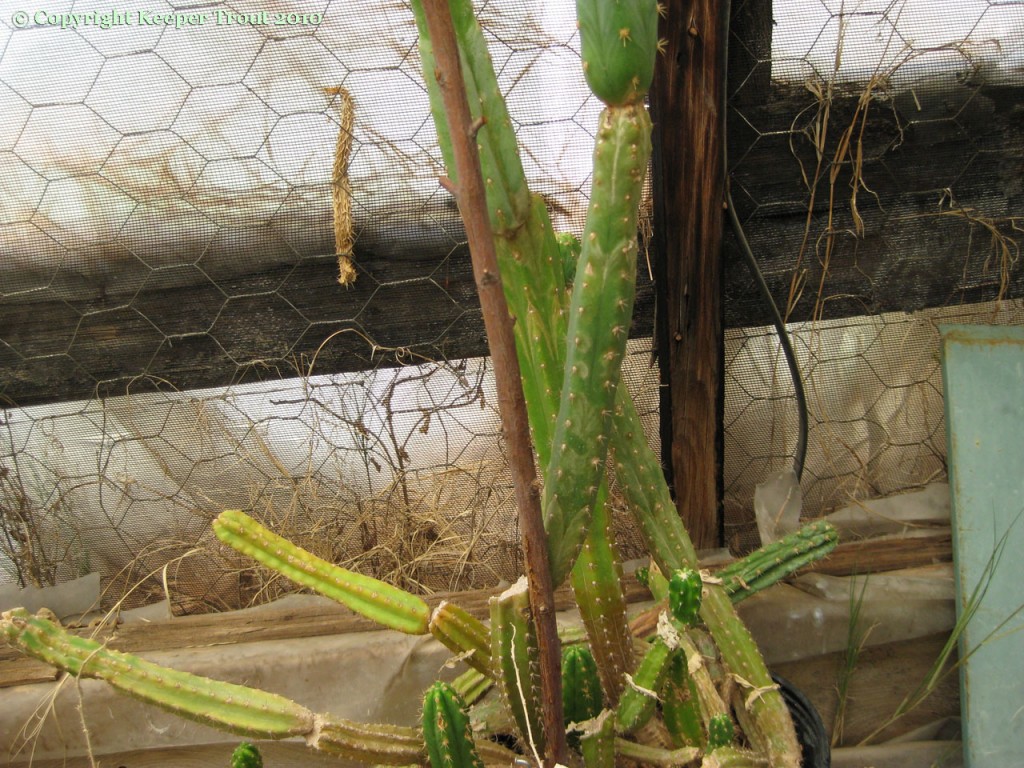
[417,1,568,764]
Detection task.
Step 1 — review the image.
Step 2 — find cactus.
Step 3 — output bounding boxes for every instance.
[1,607,520,765]
[568,486,635,705]
[708,713,737,751]
[719,519,838,602]
[614,615,678,735]
[669,568,704,627]
[0,2,842,766]
[231,742,263,768]
[561,644,604,727]
[422,682,484,768]
[214,510,429,636]
[489,577,546,762]
[540,98,651,585]
[429,600,493,677]
[577,710,616,768]
[661,652,704,749]
[577,0,660,106]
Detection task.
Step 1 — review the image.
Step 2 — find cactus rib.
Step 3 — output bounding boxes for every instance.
[213,510,430,635]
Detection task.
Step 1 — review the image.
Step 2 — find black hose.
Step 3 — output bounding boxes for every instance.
[721,0,809,482]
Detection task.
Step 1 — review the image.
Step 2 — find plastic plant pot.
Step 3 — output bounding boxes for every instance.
[775,674,831,768]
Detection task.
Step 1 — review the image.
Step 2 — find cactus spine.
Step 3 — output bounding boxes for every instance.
[422,682,484,768]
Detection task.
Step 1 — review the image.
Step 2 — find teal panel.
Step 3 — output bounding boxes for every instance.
[941,324,1024,768]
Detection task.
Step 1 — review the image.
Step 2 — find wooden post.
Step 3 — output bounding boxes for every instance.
[650,0,728,549]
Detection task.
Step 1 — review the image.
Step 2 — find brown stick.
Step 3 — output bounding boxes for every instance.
[417,2,568,764]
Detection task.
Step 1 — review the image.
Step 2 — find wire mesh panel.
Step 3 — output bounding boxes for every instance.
[722,0,1024,547]
[0,0,1022,608]
[0,0,612,405]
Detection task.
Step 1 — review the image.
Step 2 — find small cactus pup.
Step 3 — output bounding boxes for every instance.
[231,742,263,768]
[707,712,737,751]
[668,568,704,627]
[561,643,604,749]
[422,682,484,768]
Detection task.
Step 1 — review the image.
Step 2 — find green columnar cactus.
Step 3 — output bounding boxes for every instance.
[422,682,484,768]
[429,600,493,677]
[614,629,674,735]
[214,511,430,635]
[577,0,660,106]
[668,568,703,627]
[2,607,315,739]
[540,98,651,585]
[0,607,519,766]
[718,519,838,600]
[231,742,263,768]
[577,710,616,768]
[568,487,634,705]
[561,644,604,727]
[708,712,737,751]
[661,652,704,748]
[489,578,546,761]
[0,2,846,766]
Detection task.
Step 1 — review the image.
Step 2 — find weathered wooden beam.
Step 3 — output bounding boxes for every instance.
[651,0,729,549]
[0,245,656,408]
[1,80,1019,407]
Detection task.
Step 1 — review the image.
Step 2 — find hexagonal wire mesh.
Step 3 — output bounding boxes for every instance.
[0,0,657,611]
[720,0,1024,550]
[0,0,1021,609]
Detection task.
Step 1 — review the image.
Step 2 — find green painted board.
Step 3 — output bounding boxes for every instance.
[941,324,1024,768]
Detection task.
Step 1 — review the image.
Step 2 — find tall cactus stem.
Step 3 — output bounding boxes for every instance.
[542,101,651,584]
[661,651,705,748]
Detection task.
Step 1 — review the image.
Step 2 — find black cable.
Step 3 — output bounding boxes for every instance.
[721,0,809,482]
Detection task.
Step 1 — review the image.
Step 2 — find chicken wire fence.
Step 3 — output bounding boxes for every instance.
[0,0,1021,610]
